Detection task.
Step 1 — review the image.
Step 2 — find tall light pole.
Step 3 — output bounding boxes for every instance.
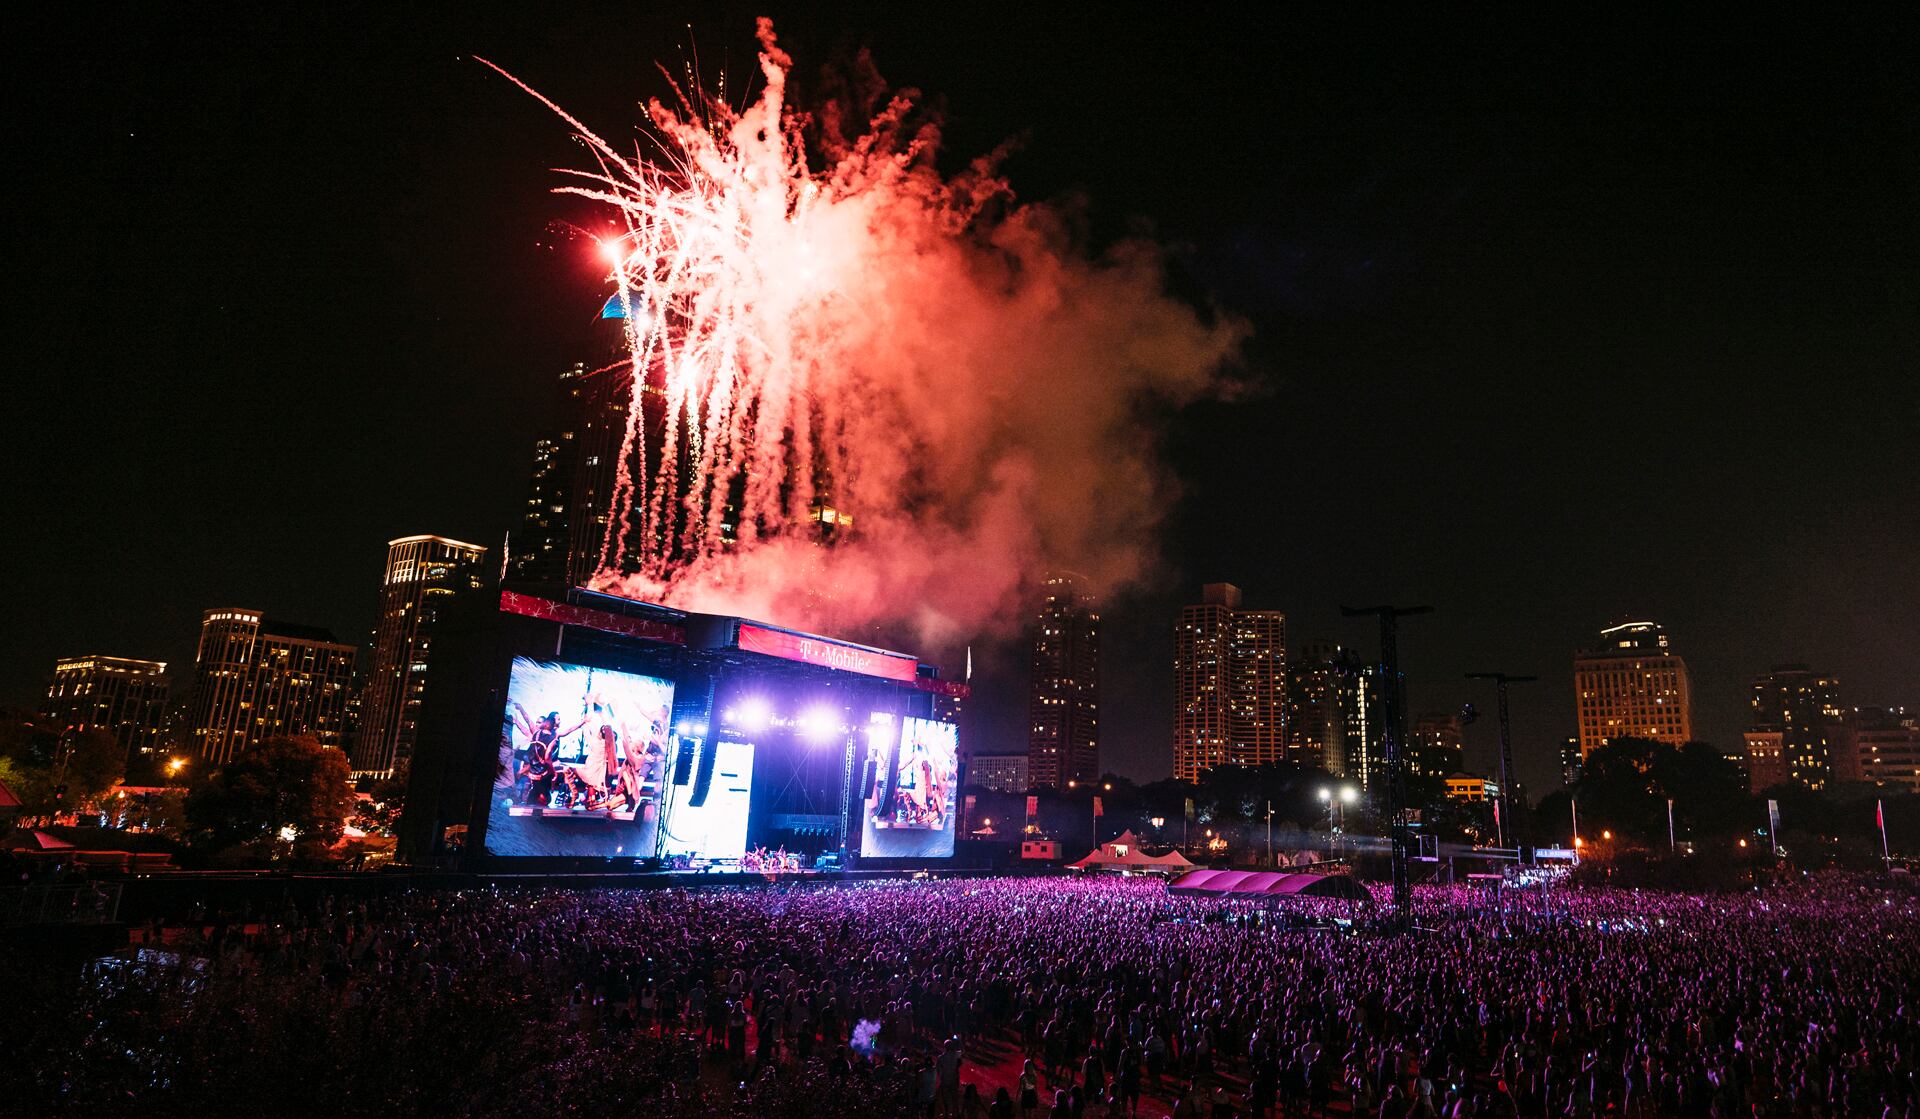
[1319,785,1356,860]
[1465,672,1537,853]
[1266,800,1274,867]
[1319,788,1334,859]
[1344,604,1431,926]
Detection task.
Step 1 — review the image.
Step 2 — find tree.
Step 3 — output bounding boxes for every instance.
[0,712,123,819]
[1570,737,1751,846]
[352,761,409,835]
[1193,762,1338,827]
[185,736,353,858]
[60,728,127,807]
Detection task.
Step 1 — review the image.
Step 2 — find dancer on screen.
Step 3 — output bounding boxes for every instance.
[510,702,588,807]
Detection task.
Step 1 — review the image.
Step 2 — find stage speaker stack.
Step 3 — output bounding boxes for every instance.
[688,739,719,807]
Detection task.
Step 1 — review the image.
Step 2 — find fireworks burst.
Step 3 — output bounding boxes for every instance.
[488,20,1241,648]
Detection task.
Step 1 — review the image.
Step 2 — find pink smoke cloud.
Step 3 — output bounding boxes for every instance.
[501,22,1245,660]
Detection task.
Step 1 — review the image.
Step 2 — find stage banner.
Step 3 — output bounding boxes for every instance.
[736,623,919,682]
[1026,795,1039,819]
[499,590,685,645]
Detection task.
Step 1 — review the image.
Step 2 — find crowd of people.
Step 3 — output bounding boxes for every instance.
[13,871,1920,1118]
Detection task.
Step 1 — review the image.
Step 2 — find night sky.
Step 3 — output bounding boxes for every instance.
[8,6,1916,791]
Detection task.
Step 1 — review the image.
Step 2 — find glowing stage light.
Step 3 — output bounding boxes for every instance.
[737,697,772,733]
[800,705,842,743]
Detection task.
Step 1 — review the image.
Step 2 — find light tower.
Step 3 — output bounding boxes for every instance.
[1341,603,1431,927]
[1466,672,1537,852]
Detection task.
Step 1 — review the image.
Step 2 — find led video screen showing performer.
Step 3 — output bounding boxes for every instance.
[484,657,674,858]
[860,714,959,858]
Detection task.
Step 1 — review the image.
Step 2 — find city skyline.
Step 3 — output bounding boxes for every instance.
[8,7,1917,793]
[22,545,1912,798]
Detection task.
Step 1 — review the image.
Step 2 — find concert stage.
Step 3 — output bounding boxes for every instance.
[398,584,967,873]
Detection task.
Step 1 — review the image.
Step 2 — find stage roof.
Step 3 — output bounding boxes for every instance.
[500,586,965,697]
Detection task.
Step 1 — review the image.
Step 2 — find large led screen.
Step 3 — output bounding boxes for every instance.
[860,715,959,858]
[484,657,674,858]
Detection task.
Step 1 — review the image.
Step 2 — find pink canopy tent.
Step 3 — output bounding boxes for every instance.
[1169,868,1371,902]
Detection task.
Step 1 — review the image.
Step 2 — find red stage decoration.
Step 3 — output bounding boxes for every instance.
[499,590,686,645]
[737,623,918,683]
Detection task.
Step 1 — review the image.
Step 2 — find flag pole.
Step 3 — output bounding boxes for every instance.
[1880,799,1892,866]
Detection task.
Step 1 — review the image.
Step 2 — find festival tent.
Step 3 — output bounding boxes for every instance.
[1069,831,1193,875]
[1,829,76,851]
[1168,868,1371,902]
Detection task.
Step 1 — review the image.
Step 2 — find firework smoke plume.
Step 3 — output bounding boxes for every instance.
[492,20,1242,656]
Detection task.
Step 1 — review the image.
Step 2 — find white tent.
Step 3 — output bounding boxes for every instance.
[1069,831,1195,875]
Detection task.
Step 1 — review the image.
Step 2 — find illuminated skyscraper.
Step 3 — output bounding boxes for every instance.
[1741,729,1787,792]
[1173,583,1287,782]
[1287,641,1358,774]
[42,655,170,775]
[967,754,1030,794]
[1028,573,1100,789]
[1840,706,1920,793]
[1346,665,1397,789]
[1409,711,1465,777]
[352,535,489,778]
[1573,621,1693,758]
[1745,664,1843,791]
[508,352,631,589]
[1560,734,1584,785]
[188,610,357,764]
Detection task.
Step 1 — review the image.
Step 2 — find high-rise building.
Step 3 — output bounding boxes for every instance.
[188,610,357,764]
[1560,735,1584,786]
[1741,730,1788,792]
[1287,641,1364,775]
[1409,711,1465,776]
[508,431,572,586]
[967,754,1030,794]
[1841,706,1920,793]
[42,656,170,775]
[1347,665,1397,789]
[1027,573,1100,789]
[1745,665,1844,791]
[1173,583,1287,782]
[508,356,631,589]
[1444,773,1498,802]
[1573,621,1694,758]
[352,535,490,778]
